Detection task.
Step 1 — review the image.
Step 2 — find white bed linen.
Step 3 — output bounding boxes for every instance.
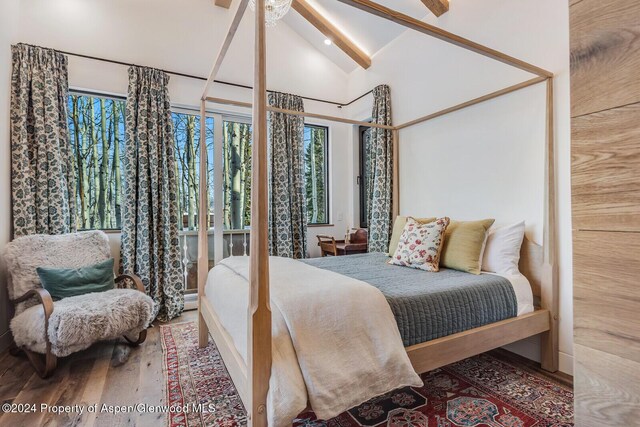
[488,271,535,316]
[205,256,423,427]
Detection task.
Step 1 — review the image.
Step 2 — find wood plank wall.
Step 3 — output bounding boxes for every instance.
[570,0,640,424]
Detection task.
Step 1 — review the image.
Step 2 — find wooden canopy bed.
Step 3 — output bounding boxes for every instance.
[196,0,559,425]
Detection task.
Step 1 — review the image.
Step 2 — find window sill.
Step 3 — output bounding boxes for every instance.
[308,224,334,228]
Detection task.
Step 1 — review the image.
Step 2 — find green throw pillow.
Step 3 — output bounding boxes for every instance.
[36,258,116,300]
[440,219,495,275]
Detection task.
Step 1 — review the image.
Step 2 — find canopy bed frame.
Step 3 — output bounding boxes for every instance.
[197,0,558,425]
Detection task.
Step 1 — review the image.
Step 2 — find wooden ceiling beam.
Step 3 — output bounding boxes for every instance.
[292,0,371,69]
[420,0,449,17]
[214,0,233,8]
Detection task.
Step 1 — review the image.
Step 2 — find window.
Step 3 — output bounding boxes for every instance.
[304,125,329,225]
[68,93,126,230]
[359,126,372,228]
[172,111,214,231]
[221,122,330,229]
[68,94,328,232]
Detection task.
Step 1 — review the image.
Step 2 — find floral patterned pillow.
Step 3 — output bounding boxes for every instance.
[389,217,451,271]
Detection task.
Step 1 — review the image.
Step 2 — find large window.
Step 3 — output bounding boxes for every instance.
[68,93,329,231]
[68,93,126,230]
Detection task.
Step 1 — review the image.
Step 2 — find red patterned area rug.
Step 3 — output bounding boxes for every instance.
[161,322,573,427]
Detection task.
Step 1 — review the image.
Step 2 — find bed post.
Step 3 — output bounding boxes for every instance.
[198,99,210,348]
[540,76,559,372]
[248,0,272,425]
[392,128,400,220]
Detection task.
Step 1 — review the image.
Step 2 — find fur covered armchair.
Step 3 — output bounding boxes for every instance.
[4,231,154,378]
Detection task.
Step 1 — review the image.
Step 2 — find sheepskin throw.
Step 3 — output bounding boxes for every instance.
[11,289,153,357]
[3,231,112,314]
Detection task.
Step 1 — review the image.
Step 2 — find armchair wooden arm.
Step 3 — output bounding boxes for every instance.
[316,235,338,257]
[115,273,149,346]
[11,288,57,378]
[115,273,146,293]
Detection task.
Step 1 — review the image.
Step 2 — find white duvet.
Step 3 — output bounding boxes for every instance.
[205,256,423,426]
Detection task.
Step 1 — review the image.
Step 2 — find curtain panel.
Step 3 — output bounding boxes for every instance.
[120,66,183,321]
[366,85,394,253]
[10,44,76,237]
[267,92,308,259]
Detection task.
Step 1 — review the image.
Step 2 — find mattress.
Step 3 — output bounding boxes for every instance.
[302,253,533,347]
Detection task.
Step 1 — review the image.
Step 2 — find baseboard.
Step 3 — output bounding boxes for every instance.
[502,336,574,376]
[558,351,574,376]
[184,293,198,311]
[0,329,12,353]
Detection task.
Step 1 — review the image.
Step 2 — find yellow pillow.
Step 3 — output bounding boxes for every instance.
[388,216,436,256]
[440,219,495,274]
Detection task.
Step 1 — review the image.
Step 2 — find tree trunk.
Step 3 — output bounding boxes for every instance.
[230,122,243,230]
[222,122,231,229]
[72,96,87,229]
[112,101,122,228]
[98,98,109,229]
[90,100,100,229]
[186,115,197,230]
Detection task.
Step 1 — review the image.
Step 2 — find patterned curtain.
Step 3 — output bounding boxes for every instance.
[10,44,76,237]
[366,85,394,253]
[120,66,183,321]
[268,92,307,259]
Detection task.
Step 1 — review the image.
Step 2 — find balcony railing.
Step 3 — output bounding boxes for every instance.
[179,228,251,294]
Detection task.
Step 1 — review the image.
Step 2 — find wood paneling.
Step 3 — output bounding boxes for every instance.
[573,231,640,363]
[572,103,640,231]
[570,0,640,117]
[571,1,640,424]
[574,344,640,426]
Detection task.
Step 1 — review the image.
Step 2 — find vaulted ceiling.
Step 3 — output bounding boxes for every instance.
[215,0,450,73]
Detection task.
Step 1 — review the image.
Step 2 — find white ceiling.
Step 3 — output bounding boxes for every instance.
[281,0,433,73]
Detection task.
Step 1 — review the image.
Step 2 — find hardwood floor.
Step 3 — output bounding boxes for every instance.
[0,311,197,427]
[0,310,572,427]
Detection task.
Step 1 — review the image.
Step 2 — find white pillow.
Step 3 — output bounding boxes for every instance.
[481,221,525,275]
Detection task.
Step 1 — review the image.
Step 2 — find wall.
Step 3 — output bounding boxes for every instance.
[571,0,640,423]
[347,0,573,374]
[0,0,20,353]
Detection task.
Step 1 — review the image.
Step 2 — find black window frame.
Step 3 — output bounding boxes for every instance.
[303,123,330,226]
[358,125,371,228]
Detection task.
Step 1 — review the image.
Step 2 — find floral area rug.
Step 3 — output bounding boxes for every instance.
[161,322,573,427]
